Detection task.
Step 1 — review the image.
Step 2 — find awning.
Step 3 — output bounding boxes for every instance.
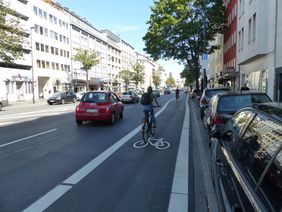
[72,79,87,86]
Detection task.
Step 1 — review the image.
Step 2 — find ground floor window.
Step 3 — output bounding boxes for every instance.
[247,70,268,93]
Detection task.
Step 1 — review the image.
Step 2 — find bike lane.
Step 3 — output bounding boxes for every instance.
[23,95,188,212]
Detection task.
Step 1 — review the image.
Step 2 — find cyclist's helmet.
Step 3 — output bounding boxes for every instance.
[147,86,153,93]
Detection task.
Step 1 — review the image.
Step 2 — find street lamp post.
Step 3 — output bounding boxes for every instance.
[30,26,35,104]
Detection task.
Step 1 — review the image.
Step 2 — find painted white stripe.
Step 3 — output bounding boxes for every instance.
[24,98,175,211]
[23,185,72,212]
[0,129,58,148]
[168,96,189,212]
[0,122,15,126]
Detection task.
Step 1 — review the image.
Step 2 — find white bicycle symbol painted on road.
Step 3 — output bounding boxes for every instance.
[133,137,170,150]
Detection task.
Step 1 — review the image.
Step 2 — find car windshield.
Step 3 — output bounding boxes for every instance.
[205,89,229,97]
[218,94,271,113]
[81,92,107,103]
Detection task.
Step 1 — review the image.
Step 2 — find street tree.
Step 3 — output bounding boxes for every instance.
[119,69,132,91]
[152,66,164,88]
[72,48,99,90]
[165,77,176,88]
[180,65,196,86]
[143,0,225,89]
[0,0,26,64]
[131,62,145,89]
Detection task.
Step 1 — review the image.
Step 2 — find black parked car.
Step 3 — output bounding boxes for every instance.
[47,91,77,105]
[203,92,272,142]
[199,87,230,119]
[211,103,282,212]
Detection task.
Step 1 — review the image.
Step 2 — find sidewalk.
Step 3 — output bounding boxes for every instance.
[4,99,48,110]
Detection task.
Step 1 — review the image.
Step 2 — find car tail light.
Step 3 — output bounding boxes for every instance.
[212,114,224,124]
[76,106,85,112]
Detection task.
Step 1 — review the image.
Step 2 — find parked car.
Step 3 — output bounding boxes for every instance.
[153,89,161,97]
[210,103,282,212]
[199,87,230,119]
[75,91,124,125]
[47,91,77,105]
[203,92,272,145]
[76,92,85,101]
[121,91,139,103]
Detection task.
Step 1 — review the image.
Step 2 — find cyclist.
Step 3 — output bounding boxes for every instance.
[175,87,180,100]
[142,86,160,128]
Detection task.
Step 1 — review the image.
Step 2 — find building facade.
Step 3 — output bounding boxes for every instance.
[222,0,238,90]
[0,0,165,103]
[237,0,281,100]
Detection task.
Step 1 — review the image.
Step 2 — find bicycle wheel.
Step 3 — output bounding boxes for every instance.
[133,140,149,148]
[155,140,170,150]
[142,127,150,143]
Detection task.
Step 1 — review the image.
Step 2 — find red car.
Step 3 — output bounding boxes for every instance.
[75,91,124,125]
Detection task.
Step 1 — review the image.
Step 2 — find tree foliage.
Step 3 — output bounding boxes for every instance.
[0,0,26,64]
[165,77,176,87]
[131,62,145,88]
[143,0,225,89]
[73,48,99,80]
[152,66,164,88]
[119,69,132,91]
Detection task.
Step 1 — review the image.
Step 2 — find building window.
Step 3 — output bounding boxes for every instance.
[248,18,252,44]
[41,44,44,52]
[39,26,43,35]
[36,42,39,51]
[252,13,256,41]
[51,47,54,54]
[33,6,38,15]
[37,60,41,68]
[44,28,48,37]
[45,45,49,53]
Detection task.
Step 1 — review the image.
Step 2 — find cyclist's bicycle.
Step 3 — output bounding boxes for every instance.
[141,108,158,143]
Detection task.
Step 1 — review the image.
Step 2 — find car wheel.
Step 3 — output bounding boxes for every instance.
[110,113,115,125]
[73,98,77,103]
[76,120,83,125]
[120,110,123,119]
[61,99,65,104]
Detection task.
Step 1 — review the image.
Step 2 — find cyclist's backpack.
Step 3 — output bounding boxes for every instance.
[140,92,151,105]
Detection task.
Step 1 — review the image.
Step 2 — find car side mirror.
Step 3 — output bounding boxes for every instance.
[221,130,233,141]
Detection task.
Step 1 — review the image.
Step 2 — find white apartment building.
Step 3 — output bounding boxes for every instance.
[65,8,109,92]
[101,30,122,91]
[207,34,224,88]
[31,0,71,99]
[136,53,156,90]
[237,0,282,100]
[0,0,32,103]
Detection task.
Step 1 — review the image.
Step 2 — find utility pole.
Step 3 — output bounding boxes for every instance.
[30,26,36,104]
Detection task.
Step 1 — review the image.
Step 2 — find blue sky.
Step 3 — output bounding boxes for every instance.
[55,0,184,78]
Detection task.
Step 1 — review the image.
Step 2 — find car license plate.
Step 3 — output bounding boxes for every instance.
[86,109,98,113]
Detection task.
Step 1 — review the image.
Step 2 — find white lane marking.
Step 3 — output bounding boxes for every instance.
[24,98,175,211]
[0,107,74,119]
[23,185,72,212]
[0,129,58,148]
[0,122,15,126]
[168,96,189,212]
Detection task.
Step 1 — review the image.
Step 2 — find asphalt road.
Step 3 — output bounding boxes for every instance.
[0,93,192,212]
